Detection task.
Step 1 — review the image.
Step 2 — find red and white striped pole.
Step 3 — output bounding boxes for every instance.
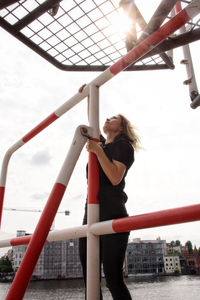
[5,125,91,300]
[109,0,200,76]
[87,84,100,300]
[1,203,200,249]
[0,224,88,248]
[0,100,86,227]
[90,203,200,236]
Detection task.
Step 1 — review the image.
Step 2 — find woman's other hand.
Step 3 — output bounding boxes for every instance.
[78,84,87,93]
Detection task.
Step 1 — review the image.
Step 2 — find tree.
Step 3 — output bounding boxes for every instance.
[175,240,181,246]
[170,241,175,247]
[185,241,193,254]
[0,256,13,273]
[168,249,182,257]
[174,268,180,275]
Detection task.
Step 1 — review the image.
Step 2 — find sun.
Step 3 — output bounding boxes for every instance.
[109,8,133,35]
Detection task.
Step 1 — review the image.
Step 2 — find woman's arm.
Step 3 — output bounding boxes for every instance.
[86,140,126,186]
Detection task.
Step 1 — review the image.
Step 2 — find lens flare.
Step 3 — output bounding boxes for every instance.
[109,8,133,35]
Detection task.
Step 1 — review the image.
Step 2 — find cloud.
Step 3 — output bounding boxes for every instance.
[31,150,52,166]
[31,192,49,201]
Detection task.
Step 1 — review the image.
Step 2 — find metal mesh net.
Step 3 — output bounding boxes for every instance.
[0,0,199,71]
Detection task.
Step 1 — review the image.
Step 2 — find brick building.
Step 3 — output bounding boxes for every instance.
[182,246,200,274]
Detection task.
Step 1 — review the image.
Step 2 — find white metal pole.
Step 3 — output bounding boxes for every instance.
[175,2,199,107]
[180,28,199,99]
[87,84,100,300]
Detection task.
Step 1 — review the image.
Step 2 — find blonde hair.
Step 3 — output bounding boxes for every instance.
[118,114,141,151]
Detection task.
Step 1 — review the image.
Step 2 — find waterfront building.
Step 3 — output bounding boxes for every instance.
[12,231,83,280]
[12,231,28,274]
[166,241,185,256]
[182,246,200,275]
[14,231,200,279]
[166,243,182,254]
[164,255,181,274]
[126,238,166,275]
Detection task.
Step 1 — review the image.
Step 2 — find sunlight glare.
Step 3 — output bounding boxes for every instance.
[110,8,133,34]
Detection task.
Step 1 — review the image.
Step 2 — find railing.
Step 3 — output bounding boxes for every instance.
[0,1,200,299]
[1,203,200,249]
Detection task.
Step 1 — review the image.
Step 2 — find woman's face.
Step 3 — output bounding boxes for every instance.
[103,115,122,134]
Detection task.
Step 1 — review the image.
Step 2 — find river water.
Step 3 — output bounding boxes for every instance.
[1,275,200,300]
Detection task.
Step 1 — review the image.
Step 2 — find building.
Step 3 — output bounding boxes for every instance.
[166,242,185,256]
[12,230,83,280]
[14,233,167,279]
[12,231,28,273]
[126,238,166,275]
[14,231,200,279]
[164,255,181,274]
[182,246,200,275]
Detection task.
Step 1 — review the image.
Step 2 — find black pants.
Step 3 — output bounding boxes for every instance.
[79,232,132,300]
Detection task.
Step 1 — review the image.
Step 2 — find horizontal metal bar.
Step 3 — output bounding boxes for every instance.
[0,0,19,10]
[13,0,62,31]
[143,28,200,59]
[1,203,200,248]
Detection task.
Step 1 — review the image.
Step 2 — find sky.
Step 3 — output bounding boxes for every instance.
[0,0,200,257]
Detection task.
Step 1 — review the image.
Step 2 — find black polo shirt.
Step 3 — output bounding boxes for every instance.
[98,134,134,221]
[84,134,134,223]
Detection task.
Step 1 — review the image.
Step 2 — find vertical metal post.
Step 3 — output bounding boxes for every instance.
[87,84,100,300]
[175,1,199,107]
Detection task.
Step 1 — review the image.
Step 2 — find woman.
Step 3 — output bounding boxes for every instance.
[79,113,140,300]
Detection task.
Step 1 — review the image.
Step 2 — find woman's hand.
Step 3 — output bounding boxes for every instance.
[78,84,87,93]
[86,140,102,155]
[86,140,126,186]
